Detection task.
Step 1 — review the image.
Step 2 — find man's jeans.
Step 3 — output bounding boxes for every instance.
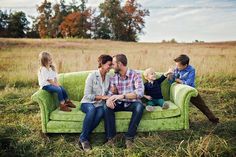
[104,101,144,140]
[79,103,104,142]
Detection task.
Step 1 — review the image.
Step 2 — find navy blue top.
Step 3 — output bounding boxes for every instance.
[144,75,166,99]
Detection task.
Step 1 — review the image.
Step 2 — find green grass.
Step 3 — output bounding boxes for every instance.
[0,76,235,157]
[0,39,236,156]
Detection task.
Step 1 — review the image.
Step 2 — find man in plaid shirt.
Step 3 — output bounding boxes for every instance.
[104,54,144,148]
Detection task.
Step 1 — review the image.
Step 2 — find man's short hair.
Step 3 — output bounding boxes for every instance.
[113,54,127,66]
[174,54,190,65]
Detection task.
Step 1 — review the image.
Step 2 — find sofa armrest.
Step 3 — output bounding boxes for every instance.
[170,83,198,110]
[31,89,57,133]
[170,83,198,129]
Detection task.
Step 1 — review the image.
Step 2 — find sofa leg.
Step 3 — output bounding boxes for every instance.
[40,131,50,142]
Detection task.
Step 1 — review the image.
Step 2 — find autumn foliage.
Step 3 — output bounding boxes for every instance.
[0,0,149,41]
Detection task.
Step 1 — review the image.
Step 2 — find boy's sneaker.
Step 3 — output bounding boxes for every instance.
[146,106,156,112]
[162,102,169,109]
[209,117,219,124]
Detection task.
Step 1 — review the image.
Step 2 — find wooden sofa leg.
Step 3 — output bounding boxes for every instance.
[40,131,50,142]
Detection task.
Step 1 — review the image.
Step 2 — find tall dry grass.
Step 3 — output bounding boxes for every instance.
[0,38,236,87]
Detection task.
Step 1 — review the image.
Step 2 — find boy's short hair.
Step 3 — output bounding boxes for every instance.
[143,67,155,80]
[174,54,190,65]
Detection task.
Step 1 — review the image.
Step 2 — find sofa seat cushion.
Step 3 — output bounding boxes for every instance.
[49,100,181,122]
[50,101,84,121]
[116,101,181,119]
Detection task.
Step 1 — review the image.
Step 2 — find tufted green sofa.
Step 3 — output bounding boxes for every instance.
[31,71,198,133]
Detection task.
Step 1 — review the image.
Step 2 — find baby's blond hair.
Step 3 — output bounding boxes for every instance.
[143,67,155,80]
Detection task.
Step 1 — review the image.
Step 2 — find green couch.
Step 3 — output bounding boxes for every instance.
[31,71,198,133]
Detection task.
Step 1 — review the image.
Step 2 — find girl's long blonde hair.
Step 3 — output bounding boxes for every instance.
[38,51,56,71]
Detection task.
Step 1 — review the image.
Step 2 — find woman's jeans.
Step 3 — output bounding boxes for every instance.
[79,103,104,142]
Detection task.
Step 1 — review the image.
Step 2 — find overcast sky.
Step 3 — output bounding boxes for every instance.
[1,0,236,42]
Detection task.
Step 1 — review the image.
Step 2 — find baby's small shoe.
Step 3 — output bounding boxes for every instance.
[162,102,169,109]
[146,106,156,112]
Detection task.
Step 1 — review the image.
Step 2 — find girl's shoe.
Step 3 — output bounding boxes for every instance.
[60,104,72,112]
[146,106,156,112]
[66,100,76,108]
[162,102,169,109]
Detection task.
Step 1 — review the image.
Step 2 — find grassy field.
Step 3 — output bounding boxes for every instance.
[0,38,236,157]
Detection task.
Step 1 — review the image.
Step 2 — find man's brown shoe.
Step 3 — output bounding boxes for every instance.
[104,138,115,147]
[125,139,134,149]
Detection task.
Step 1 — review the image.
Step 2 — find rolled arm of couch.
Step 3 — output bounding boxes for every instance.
[170,83,198,129]
[31,89,57,133]
[170,83,198,111]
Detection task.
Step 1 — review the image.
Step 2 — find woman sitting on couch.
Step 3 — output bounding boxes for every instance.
[79,54,113,151]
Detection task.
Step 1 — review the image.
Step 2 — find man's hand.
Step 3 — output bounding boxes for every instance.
[109,95,124,102]
[106,97,116,109]
[106,95,124,109]
[175,79,183,84]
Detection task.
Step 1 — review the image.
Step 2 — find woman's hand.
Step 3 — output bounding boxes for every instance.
[101,95,110,100]
[95,95,110,101]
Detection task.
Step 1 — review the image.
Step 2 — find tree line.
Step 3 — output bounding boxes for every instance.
[0,0,149,41]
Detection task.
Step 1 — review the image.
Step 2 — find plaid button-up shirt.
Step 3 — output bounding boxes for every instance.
[108,69,144,106]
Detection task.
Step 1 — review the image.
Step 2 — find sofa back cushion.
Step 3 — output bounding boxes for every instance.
[58,70,170,101]
[58,71,92,101]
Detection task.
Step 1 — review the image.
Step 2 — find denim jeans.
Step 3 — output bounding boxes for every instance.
[79,103,104,142]
[43,85,68,103]
[104,101,144,140]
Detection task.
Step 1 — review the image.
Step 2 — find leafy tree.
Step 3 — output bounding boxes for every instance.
[92,15,111,39]
[7,11,29,38]
[59,11,81,37]
[37,0,53,38]
[50,3,64,37]
[59,0,92,38]
[26,16,40,38]
[122,0,149,41]
[99,0,149,41]
[99,0,125,40]
[0,10,8,37]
